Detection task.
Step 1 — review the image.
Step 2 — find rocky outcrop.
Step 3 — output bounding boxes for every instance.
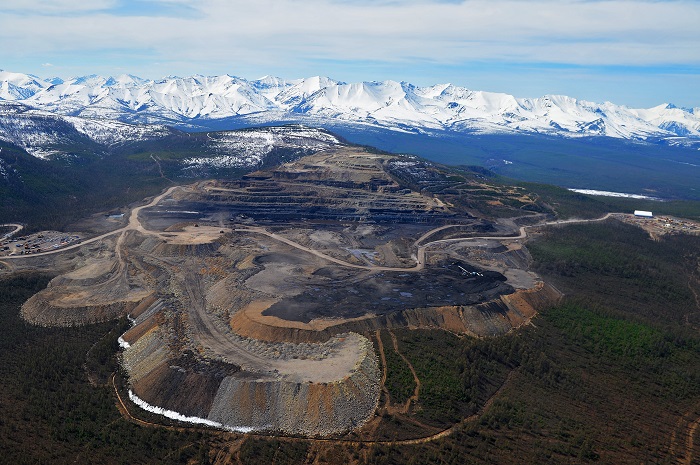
[131,361,228,419]
[121,325,171,383]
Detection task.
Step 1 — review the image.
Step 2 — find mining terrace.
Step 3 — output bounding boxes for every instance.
[8,147,560,437]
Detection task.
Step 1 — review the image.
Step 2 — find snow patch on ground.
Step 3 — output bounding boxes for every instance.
[127,390,258,433]
[568,188,662,200]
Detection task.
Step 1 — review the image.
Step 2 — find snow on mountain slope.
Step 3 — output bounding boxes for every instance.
[145,74,274,118]
[0,98,343,169]
[505,95,663,139]
[0,71,48,100]
[182,125,341,171]
[275,76,343,108]
[629,104,700,138]
[64,116,172,146]
[1,69,699,145]
[292,80,444,128]
[0,102,87,158]
[0,101,173,158]
[21,73,275,121]
[251,76,298,101]
[0,156,14,180]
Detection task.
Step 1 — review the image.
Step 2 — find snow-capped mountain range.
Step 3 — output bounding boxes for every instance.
[1,70,699,147]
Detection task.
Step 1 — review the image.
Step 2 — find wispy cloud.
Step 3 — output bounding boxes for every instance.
[1,0,698,106]
[2,0,697,67]
[4,0,116,14]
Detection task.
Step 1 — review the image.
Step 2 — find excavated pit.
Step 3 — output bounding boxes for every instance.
[17,147,560,437]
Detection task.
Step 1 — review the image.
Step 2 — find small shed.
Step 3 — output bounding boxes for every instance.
[634,210,653,218]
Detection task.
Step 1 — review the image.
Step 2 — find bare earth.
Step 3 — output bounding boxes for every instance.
[10,147,572,437]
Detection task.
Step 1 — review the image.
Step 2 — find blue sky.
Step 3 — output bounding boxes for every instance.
[1,0,699,108]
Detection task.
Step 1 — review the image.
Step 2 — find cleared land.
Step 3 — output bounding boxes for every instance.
[8,147,561,439]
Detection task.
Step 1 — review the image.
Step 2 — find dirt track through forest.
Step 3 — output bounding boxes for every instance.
[375,330,391,408]
[684,415,700,465]
[675,273,700,464]
[1,223,23,237]
[669,404,700,465]
[684,271,700,328]
[388,329,421,414]
[150,154,175,184]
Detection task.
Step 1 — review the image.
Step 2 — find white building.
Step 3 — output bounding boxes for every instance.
[634,210,653,218]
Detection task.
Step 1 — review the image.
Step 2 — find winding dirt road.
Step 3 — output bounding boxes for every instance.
[2,182,615,269]
[236,213,617,274]
[388,329,421,414]
[2,186,180,261]
[1,223,23,238]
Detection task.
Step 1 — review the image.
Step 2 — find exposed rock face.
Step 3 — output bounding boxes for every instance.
[206,338,379,436]
[174,149,465,225]
[122,325,172,384]
[121,299,380,435]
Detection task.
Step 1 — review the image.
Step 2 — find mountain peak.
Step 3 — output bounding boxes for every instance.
[0,69,698,142]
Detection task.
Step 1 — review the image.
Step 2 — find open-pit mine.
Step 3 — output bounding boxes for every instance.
[6,147,561,437]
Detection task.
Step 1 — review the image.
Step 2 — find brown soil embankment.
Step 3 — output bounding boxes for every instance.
[121,311,162,345]
[227,282,561,344]
[131,361,228,419]
[21,290,151,327]
[128,294,160,320]
[122,319,380,436]
[207,341,380,436]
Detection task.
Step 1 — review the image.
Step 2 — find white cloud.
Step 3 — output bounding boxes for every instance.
[3,0,116,13]
[1,0,698,75]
